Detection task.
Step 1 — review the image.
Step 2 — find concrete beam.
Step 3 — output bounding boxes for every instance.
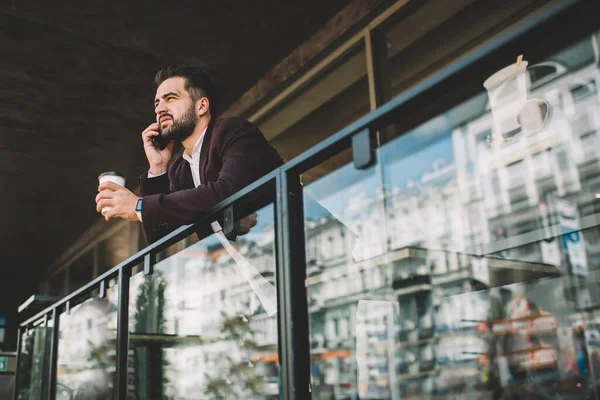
[221,0,389,119]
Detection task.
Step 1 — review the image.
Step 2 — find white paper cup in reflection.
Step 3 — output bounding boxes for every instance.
[484,60,528,136]
[98,171,126,215]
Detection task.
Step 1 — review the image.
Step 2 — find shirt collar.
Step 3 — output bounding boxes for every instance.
[182,126,208,164]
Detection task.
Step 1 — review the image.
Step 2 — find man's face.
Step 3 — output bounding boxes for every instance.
[154,77,198,142]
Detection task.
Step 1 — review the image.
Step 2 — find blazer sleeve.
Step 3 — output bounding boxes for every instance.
[137,171,178,243]
[140,120,281,243]
[138,171,171,197]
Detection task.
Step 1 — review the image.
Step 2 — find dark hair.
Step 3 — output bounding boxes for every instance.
[154,65,218,116]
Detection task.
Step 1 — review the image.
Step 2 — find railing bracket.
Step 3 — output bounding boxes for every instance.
[99,280,106,298]
[144,253,156,276]
[352,128,375,169]
[223,205,239,241]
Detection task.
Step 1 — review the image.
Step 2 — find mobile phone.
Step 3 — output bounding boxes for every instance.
[151,125,168,150]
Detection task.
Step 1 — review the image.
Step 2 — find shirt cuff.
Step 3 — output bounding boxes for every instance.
[147,170,167,178]
[136,210,143,222]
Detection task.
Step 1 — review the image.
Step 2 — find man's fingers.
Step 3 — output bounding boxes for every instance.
[142,124,160,140]
[95,189,114,204]
[249,215,258,227]
[104,209,114,221]
[238,213,259,236]
[143,123,159,134]
[98,181,122,192]
[241,213,258,227]
[96,199,113,213]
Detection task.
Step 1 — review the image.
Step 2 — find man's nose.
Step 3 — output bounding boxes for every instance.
[155,101,167,115]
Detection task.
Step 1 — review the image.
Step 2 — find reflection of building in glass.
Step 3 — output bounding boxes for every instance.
[304,37,600,398]
[56,298,117,399]
[453,47,600,274]
[128,226,279,399]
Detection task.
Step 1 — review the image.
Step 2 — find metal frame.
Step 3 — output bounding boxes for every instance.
[47,308,60,400]
[115,268,130,399]
[275,169,311,399]
[16,1,591,399]
[13,327,21,400]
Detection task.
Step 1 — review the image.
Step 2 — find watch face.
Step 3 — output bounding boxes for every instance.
[136,198,143,212]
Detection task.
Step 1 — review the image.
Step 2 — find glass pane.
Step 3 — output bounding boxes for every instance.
[377,0,555,106]
[128,205,279,400]
[55,286,119,399]
[305,151,390,399]
[305,33,600,398]
[16,321,50,400]
[258,43,369,184]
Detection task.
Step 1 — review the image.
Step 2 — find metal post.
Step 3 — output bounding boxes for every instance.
[41,314,51,400]
[13,327,22,400]
[115,267,131,400]
[275,169,311,399]
[47,308,60,400]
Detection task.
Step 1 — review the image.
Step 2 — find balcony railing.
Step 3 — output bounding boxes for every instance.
[15,1,600,399]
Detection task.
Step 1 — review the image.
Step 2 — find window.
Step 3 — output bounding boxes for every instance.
[570,79,597,103]
[507,160,525,188]
[581,132,598,161]
[557,150,570,171]
[528,62,565,88]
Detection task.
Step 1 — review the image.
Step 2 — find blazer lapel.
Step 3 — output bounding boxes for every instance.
[179,161,195,189]
[199,119,215,185]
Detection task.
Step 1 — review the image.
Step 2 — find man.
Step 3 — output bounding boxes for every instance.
[95,65,283,243]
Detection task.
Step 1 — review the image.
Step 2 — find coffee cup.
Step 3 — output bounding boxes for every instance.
[98,171,126,215]
[484,60,528,137]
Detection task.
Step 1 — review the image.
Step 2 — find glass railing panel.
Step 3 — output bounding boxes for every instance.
[304,151,395,398]
[55,284,119,399]
[16,318,49,400]
[303,29,600,399]
[128,204,279,400]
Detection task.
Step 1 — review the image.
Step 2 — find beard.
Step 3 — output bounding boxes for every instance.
[162,105,197,142]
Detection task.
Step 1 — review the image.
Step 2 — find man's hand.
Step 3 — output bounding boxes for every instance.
[142,122,175,175]
[95,182,139,221]
[238,212,258,235]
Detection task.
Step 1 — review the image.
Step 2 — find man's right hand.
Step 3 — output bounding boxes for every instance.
[142,123,175,175]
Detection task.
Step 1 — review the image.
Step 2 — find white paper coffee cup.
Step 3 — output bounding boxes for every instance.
[98,171,126,215]
[484,60,529,136]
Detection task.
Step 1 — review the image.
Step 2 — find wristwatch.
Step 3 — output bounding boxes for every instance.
[135,198,143,222]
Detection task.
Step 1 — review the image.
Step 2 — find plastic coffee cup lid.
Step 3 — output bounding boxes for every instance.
[98,171,125,180]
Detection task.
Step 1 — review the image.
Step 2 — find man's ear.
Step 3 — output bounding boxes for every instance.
[197,97,210,117]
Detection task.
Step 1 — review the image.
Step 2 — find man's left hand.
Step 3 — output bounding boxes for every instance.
[96,182,139,221]
[238,212,258,235]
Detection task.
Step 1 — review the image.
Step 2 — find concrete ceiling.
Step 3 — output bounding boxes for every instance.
[0,0,352,276]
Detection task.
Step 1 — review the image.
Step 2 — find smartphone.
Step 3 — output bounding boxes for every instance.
[151,125,168,150]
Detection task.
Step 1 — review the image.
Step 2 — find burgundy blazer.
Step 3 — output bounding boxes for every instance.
[138,117,283,243]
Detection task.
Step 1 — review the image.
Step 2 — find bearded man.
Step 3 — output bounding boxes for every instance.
[95,65,283,243]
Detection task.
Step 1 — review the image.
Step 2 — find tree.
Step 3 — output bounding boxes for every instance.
[132,272,170,399]
[203,305,269,399]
